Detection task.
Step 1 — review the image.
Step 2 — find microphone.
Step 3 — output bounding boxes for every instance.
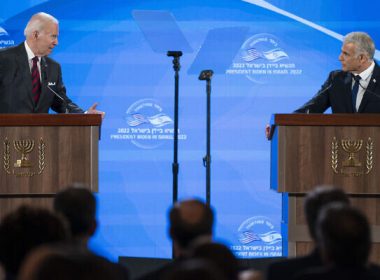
[357,77,379,95]
[167,51,183,57]
[318,71,339,95]
[355,77,380,103]
[294,71,338,113]
[46,84,69,113]
[198,70,214,81]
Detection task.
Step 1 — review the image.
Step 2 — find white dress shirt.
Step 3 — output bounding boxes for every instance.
[24,41,41,80]
[353,61,375,111]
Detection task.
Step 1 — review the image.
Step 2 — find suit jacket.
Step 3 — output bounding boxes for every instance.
[0,43,83,113]
[266,249,322,280]
[295,64,380,113]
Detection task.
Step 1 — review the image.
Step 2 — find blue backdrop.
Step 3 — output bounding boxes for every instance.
[1,0,380,261]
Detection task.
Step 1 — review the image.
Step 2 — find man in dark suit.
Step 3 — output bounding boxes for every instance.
[53,184,97,248]
[52,184,130,280]
[0,205,69,280]
[265,32,379,138]
[137,199,214,280]
[295,32,380,113]
[265,186,350,280]
[294,204,380,280]
[0,12,103,115]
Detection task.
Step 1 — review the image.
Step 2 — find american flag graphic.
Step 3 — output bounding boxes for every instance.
[127,113,148,127]
[242,48,263,62]
[239,231,261,244]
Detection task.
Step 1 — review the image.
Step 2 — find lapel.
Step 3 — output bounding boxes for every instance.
[358,63,380,112]
[342,72,355,113]
[37,56,49,111]
[15,43,37,107]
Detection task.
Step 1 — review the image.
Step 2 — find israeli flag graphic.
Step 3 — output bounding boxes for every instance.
[262,48,289,62]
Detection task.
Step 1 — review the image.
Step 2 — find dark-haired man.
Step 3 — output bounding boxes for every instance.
[54,184,97,247]
[266,186,349,280]
[295,203,380,280]
[138,198,214,280]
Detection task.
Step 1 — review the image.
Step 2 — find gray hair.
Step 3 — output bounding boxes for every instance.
[24,12,58,37]
[343,32,375,60]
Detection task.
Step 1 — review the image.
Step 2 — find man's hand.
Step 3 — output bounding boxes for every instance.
[87,103,105,119]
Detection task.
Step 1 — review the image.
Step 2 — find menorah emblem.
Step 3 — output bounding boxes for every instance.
[13,139,35,168]
[341,139,363,167]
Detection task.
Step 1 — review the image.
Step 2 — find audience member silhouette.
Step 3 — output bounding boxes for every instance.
[18,244,129,280]
[189,241,264,280]
[294,203,380,280]
[53,184,130,278]
[169,199,214,258]
[266,186,349,280]
[137,198,214,280]
[189,242,240,280]
[54,184,97,247]
[0,206,68,280]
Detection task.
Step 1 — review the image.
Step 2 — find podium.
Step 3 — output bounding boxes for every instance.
[0,114,101,218]
[269,113,380,263]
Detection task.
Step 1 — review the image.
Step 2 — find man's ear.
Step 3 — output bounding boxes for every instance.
[359,54,368,63]
[33,31,39,39]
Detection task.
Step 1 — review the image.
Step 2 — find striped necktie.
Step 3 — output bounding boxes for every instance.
[31,56,41,103]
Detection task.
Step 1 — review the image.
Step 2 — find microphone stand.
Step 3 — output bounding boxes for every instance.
[199,70,213,206]
[43,57,69,114]
[167,51,182,205]
[47,85,69,113]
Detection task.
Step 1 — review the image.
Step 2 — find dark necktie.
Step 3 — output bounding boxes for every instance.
[352,75,361,112]
[31,56,41,103]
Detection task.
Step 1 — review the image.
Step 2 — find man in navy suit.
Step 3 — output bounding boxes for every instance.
[0,12,103,115]
[295,32,380,113]
[266,186,350,280]
[266,32,379,138]
[294,204,380,280]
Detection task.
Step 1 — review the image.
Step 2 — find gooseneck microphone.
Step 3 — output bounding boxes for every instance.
[295,71,338,113]
[41,57,71,113]
[357,77,380,99]
[46,84,69,113]
[317,71,339,95]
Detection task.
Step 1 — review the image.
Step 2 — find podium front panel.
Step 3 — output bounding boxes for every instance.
[0,125,98,194]
[275,125,380,194]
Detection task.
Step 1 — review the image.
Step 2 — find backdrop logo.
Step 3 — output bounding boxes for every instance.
[0,27,15,49]
[231,216,282,258]
[110,98,187,149]
[227,33,302,83]
[127,112,172,127]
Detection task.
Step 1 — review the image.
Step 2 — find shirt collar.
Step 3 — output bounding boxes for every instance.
[24,41,38,61]
[354,61,375,82]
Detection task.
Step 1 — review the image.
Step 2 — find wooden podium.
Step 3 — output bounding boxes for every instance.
[269,113,380,263]
[0,114,101,218]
